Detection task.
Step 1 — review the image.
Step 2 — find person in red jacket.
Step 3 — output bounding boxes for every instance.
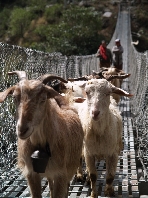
[96,40,112,68]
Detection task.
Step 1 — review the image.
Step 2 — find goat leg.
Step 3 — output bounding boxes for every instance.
[27,172,42,198]
[85,154,97,198]
[105,154,118,197]
[76,156,83,181]
[53,174,69,198]
[47,178,53,198]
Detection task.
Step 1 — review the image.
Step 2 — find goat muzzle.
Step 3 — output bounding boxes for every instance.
[92,110,100,120]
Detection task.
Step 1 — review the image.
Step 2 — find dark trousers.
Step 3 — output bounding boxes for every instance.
[114,63,123,70]
[100,61,111,68]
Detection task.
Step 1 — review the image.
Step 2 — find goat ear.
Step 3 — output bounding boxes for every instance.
[0,86,15,103]
[74,97,86,103]
[79,81,87,88]
[45,85,60,98]
[111,86,133,98]
[45,85,67,107]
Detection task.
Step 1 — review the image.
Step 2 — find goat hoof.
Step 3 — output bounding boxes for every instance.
[76,174,84,182]
[104,186,115,197]
[90,191,97,198]
[85,178,90,186]
[104,191,115,197]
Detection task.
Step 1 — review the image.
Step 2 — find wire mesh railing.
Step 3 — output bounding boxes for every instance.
[129,47,148,180]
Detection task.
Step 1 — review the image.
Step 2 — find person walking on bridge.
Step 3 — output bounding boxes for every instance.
[112,39,124,70]
[96,40,112,68]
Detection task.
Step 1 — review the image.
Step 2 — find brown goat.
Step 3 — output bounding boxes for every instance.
[0,71,84,198]
[97,67,130,103]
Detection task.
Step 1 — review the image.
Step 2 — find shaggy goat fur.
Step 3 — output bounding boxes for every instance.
[0,76,84,198]
[77,79,132,197]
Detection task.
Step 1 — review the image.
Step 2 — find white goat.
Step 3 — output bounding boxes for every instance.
[77,79,133,197]
[0,71,84,198]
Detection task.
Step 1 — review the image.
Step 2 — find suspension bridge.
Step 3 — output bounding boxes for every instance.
[0,1,148,197]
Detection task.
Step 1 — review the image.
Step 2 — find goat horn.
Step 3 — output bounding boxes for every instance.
[119,73,131,78]
[104,74,131,81]
[99,67,109,72]
[115,68,122,73]
[68,76,88,81]
[91,70,106,79]
[98,71,106,78]
[38,74,68,84]
[92,71,99,76]
[8,71,27,80]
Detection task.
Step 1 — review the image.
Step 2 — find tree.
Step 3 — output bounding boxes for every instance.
[9,7,33,37]
[33,6,102,55]
[0,8,11,37]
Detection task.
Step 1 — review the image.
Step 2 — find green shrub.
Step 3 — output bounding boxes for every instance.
[34,25,50,40]
[30,42,46,52]
[44,4,63,23]
[45,6,102,55]
[26,0,47,8]
[0,8,11,37]
[9,7,34,37]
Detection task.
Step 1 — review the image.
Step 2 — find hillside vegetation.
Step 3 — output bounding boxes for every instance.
[130,3,148,52]
[0,0,118,55]
[0,0,147,55]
